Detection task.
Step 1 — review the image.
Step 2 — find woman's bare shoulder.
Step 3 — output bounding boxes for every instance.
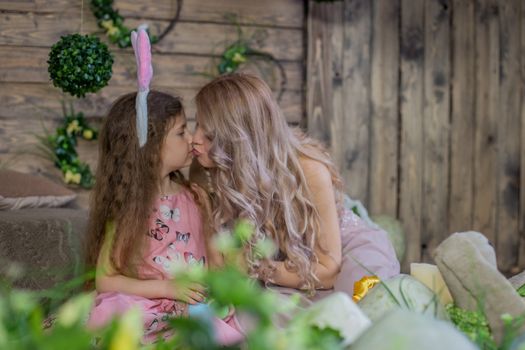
[298,157,332,189]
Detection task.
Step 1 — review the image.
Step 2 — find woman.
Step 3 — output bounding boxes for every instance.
[190,73,399,308]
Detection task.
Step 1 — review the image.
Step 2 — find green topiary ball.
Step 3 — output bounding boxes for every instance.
[48,34,113,98]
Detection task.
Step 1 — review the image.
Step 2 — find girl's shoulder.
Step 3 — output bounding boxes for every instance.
[158,186,194,204]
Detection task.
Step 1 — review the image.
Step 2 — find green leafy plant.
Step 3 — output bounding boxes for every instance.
[37,104,97,189]
[446,303,496,350]
[90,0,181,49]
[200,15,287,102]
[48,34,113,98]
[90,0,156,48]
[0,221,344,349]
[499,313,525,350]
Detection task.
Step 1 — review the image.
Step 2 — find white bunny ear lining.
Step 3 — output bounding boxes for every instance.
[131,25,153,148]
[136,89,149,147]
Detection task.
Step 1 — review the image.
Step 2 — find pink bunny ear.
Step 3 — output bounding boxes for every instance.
[132,27,153,92]
[131,25,153,148]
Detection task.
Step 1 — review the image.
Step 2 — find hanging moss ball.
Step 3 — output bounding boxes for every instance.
[48,34,113,98]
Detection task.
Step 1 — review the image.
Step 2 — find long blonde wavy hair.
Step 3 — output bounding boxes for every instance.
[194,73,343,290]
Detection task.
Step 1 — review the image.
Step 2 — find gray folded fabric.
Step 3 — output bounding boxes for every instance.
[433,231,525,343]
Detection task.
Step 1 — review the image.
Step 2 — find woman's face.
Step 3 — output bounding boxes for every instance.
[192,121,215,168]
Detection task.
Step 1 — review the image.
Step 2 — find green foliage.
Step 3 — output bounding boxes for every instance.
[446,303,496,350]
[198,14,286,102]
[0,220,344,350]
[90,0,158,48]
[38,104,97,189]
[218,43,248,74]
[48,34,113,97]
[517,284,525,297]
[500,313,525,350]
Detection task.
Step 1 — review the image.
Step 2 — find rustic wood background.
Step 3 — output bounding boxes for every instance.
[2,0,523,274]
[307,0,524,274]
[0,0,305,197]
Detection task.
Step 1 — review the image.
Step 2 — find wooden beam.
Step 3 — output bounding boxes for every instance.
[497,0,521,272]
[0,12,303,61]
[449,0,475,235]
[399,0,425,270]
[473,0,499,247]
[421,0,451,263]
[369,0,400,217]
[0,0,304,29]
[341,0,372,204]
[0,46,303,92]
[0,83,303,123]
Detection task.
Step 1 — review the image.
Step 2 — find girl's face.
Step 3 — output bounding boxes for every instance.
[160,115,193,174]
[192,121,215,168]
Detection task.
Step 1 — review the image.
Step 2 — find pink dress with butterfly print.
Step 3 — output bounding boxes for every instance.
[87,188,244,345]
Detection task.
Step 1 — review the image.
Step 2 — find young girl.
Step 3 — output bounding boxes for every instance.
[190,73,400,328]
[85,90,243,345]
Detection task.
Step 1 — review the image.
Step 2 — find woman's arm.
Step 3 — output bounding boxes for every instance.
[267,158,342,289]
[205,237,225,269]
[95,224,205,303]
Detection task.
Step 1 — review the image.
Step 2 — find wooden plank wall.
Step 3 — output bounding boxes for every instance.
[0,0,305,188]
[307,0,523,274]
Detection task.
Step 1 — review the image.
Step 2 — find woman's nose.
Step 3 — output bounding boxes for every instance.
[192,128,202,144]
[186,132,193,144]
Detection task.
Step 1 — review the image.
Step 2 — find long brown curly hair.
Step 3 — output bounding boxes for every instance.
[195,73,343,291]
[85,90,185,278]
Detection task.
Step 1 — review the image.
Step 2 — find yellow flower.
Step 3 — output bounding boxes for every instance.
[57,293,94,327]
[64,170,82,185]
[66,120,80,135]
[100,19,120,37]
[110,307,143,350]
[101,19,114,30]
[232,52,246,64]
[72,173,81,184]
[83,129,93,140]
[107,26,120,37]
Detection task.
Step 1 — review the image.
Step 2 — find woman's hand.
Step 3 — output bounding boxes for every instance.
[253,259,277,283]
[164,280,207,304]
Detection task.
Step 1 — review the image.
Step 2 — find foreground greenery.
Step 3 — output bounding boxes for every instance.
[0,221,344,350]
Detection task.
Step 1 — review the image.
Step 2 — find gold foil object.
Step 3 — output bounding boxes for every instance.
[353,275,380,303]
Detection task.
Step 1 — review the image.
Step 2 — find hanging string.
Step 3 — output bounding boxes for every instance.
[80,0,84,35]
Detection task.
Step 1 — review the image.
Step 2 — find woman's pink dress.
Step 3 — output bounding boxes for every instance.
[87,189,243,345]
[234,207,401,331]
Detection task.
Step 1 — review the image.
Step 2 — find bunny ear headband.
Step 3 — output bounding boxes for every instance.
[131,25,153,147]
